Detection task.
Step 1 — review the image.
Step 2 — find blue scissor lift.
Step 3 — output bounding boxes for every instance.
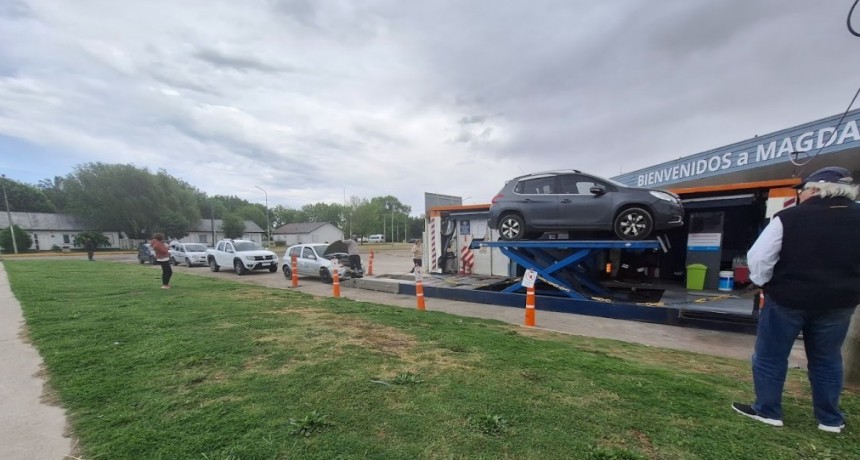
[469,239,666,300]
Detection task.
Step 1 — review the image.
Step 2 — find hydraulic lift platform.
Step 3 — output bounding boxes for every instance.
[469,239,666,300]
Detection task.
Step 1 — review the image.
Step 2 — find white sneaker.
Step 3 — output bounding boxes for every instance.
[818,423,845,433]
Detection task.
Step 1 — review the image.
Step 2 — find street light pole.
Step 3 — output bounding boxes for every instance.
[255,186,270,247]
[1,175,19,254]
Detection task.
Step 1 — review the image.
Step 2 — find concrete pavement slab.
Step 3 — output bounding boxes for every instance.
[0,262,72,460]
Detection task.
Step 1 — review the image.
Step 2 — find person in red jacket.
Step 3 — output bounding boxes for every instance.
[150,233,173,289]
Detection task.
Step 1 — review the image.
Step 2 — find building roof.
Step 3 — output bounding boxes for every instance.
[0,213,263,234]
[190,219,264,233]
[273,222,333,235]
[0,212,85,231]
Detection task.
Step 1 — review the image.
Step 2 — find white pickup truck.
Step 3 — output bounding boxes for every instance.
[206,239,279,275]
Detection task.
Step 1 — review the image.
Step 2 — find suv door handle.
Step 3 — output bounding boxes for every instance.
[561,199,572,203]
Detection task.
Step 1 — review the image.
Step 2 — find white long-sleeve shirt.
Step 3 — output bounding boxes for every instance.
[746,217,784,286]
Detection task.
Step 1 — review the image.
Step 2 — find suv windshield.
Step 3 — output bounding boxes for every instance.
[234,242,262,251]
[185,244,207,252]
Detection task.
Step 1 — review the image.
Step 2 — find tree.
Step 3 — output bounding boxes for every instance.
[0,224,33,253]
[63,163,200,239]
[1,176,55,213]
[37,176,68,212]
[159,211,191,240]
[238,205,266,233]
[271,205,306,228]
[408,214,426,241]
[221,213,246,239]
[347,197,377,239]
[301,202,344,225]
[73,231,110,260]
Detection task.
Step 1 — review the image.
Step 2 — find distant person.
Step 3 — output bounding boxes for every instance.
[410,239,423,273]
[733,166,860,433]
[150,233,173,289]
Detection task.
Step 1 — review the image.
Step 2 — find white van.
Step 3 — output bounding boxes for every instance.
[367,234,385,243]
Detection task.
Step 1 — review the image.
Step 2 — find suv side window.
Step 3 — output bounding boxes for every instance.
[558,174,599,195]
[515,177,556,195]
[302,247,315,259]
[288,247,301,258]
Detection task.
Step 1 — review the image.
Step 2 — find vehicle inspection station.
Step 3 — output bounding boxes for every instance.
[376,108,860,333]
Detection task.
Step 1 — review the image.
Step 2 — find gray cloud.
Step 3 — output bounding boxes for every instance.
[1,0,859,213]
[0,0,31,19]
[193,47,296,74]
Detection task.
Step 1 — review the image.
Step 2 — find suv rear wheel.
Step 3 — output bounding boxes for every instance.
[614,207,653,240]
[498,213,525,241]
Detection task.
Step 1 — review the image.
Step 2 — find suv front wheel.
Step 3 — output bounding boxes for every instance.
[498,213,525,241]
[614,207,653,240]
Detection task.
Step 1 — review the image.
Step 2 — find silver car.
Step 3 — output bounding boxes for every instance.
[488,170,684,241]
[281,243,356,284]
[171,242,209,267]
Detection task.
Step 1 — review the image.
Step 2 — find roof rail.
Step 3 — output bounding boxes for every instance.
[518,169,581,177]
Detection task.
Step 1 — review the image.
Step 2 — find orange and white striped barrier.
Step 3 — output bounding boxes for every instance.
[291,255,299,288]
[415,275,426,311]
[332,267,341,298]
[367,249,374,276]
[524,286,536,327]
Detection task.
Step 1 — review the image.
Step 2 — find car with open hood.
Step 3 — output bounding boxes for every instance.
[282,242,363,283]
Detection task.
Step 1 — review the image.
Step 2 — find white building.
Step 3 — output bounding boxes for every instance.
[273,222,343,246]
[0,212,264,251]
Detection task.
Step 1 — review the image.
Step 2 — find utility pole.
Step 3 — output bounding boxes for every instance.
[210,201,216,244]
[1,175,19,254]
[255,186,270,247]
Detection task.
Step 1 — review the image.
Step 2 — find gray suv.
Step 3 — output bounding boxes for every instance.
[488,170,684,241]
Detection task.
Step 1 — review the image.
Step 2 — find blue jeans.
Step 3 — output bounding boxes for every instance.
[752,295,855,426]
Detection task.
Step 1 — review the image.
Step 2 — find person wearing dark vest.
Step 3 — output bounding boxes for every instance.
[732,166,860,433]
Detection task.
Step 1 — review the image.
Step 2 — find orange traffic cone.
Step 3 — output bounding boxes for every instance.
[416,278,426,310]
[524,286,536,327]
[291,255,299,288]
[332,267,341,298]
[367,249,374,275]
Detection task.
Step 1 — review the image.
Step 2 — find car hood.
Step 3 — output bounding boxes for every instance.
[323,240,349,256]
[237,250,277,257]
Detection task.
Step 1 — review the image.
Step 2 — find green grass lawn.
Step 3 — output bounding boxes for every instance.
[5,260,859,459]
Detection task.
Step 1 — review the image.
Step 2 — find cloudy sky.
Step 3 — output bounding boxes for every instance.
[2,0,859,215]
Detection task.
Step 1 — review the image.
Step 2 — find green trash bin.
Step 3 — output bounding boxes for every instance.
[686,264,707,290]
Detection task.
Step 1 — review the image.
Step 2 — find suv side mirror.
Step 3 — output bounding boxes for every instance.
[590,185,606,195]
